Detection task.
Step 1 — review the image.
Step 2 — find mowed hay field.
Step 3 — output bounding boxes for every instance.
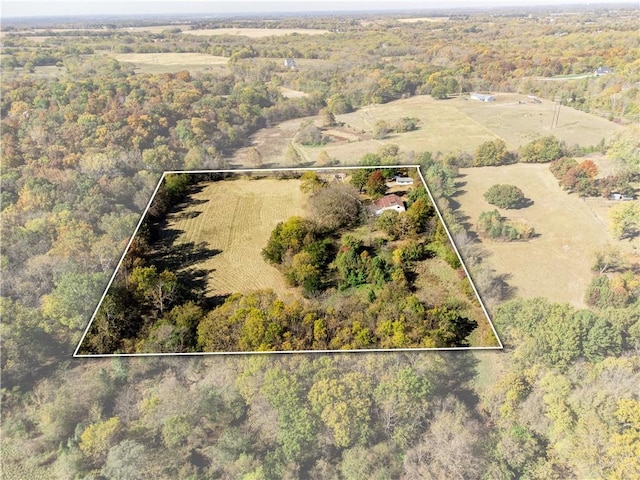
[109,52,229,74]
[239,94,622,169]
[455,163,635,307]
[165,177,307,297]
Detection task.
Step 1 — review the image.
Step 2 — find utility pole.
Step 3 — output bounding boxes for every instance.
[551,96,562,129]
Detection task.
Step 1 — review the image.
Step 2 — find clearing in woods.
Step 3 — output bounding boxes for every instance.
[109,52,229,74]
[183,28,330,37]
[165,177,307,298]
[454,163,638,307]
[230,94,621,168]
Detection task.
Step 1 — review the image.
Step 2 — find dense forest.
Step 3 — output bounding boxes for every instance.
[2,5,639,479]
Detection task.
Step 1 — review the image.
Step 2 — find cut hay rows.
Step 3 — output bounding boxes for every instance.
[165,177,307,297]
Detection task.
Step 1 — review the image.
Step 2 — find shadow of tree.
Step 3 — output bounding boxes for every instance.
[492,272,517,302]
[511,197,535,209]
[171,210,202,221]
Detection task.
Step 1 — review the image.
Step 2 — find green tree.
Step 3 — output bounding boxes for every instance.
[473,139,512,166]
[350,169,371,192]
[431,85,449,100]
[262,216,315,264]
[374,367,431,447]
[334,236,371,289]
[609,201,639,240]
[308,372,373,448]
[483,184,526,209]
[299,171,325,194]
[80,417,122,461]
[373,120,391,140]
[405,197,434,233]
[519,135,564,163]
[101,440,149,480]
[41,272,108,331]
[129,266,177,315]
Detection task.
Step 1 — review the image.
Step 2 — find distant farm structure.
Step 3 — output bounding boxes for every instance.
[394,176,414,185]
[284,58,296,69]
[594,66,613,76]
[471,93,496,102]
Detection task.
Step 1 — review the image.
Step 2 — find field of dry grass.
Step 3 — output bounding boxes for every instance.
[454,163,637,307]
[397,17,449,23]
[455,93,622,149]
[184,28,329,37]
[231,94,623,170]
[109,52,229,74]
[164,177,307,298]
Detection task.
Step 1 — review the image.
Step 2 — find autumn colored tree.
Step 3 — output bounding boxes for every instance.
[519,135,565,163]
[365,170,387,197]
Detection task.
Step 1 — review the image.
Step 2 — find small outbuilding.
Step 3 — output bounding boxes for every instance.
[470,93,495,102]
[284,58,296,69]
[372,194,406,215]
[594,66,612,76]
[394,176,414,185]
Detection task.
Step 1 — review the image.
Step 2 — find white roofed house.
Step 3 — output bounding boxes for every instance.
[372,194,406,215]
[395,176,414,185]
[594,66,612,76]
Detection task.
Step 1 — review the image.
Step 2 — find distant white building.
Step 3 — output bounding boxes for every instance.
[284,58,296,69]
[594,66,613,76]
[394,176,414,185]
[372,194,406,215]
[471,93,496,102]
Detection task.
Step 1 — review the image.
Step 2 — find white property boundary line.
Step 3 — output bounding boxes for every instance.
[74,165,503,357]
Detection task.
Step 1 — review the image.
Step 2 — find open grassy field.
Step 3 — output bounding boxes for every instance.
[184,28,330,37]
[109,52,229,74]
[231,94,622,169]
[397,17,449,23]
[164,177,307,298]
[336,96,500,154]
[279,87,309,98]
[455,93,622,149]
[454,163,637,307]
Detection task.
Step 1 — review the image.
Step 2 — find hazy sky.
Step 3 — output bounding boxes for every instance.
[2,1,635,18]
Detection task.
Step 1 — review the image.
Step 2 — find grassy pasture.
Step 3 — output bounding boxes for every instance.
[455,93,622,149]
[397,17,449,23]
[279,86,309,98]
[109,52,229,74]
[454,163,636,307]
[164,177,307,298]
[232,94,622,169]
[184,28,330,37]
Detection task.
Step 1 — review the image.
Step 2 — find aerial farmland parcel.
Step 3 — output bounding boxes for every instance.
[76,168,500,356]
